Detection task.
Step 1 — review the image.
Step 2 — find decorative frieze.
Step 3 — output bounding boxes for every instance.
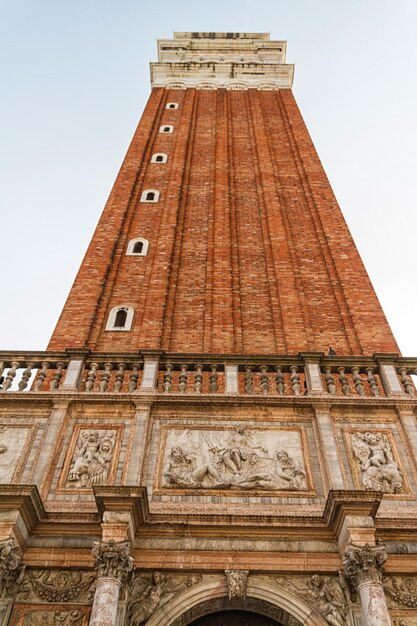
[24,570,95,603]
[384,576,417,608]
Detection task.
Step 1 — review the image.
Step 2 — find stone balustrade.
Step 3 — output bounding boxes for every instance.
[0,350,416,398]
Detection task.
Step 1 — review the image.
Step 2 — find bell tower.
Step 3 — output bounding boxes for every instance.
[1,33,417,626]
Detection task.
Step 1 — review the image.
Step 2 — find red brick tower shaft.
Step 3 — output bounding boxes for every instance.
[48,33,398,357]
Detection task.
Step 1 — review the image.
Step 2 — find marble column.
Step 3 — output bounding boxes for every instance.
[343,542,392,626]
[89,540,134,626]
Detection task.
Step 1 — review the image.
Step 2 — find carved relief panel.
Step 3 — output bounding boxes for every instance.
[58,426,122,492]
[155,425,314,495]
[8,605,90,626]
[0,425,36,483]
[343,430,408,495]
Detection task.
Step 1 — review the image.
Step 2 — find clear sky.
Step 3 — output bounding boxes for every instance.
[1,0,416,355]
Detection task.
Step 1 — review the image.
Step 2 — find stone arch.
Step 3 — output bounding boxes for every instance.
[145,575,328,626]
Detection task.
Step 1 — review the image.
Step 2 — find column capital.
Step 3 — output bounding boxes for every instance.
[343,542,387,591]
[0,538,25,599]
[92,539,134,586]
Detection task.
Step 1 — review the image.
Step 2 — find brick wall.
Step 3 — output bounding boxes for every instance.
[47,88,399,356]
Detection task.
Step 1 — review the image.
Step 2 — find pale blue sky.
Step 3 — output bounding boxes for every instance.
[1,0,416,354]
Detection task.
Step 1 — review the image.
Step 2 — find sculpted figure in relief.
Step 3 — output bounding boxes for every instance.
[351,432,403,493]
[272,575,347,626]
[67,430,115,488]
[162,427,307,491]
[128,571,202,626]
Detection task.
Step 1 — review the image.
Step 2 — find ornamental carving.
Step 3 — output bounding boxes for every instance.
[25,570,95,603]
[271,574,349,626]
[0,538,27,599]
[160,427,308,491]
[65,429,116,488]
[21,610,83,625]
[92,540,133,585]
[350,432,403,494]
[384,576,417,608]
[225,570,249,600]
[127,571,202,625]
[343,543,387,592]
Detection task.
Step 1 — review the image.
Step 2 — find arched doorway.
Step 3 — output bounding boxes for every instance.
[188,609,282,625]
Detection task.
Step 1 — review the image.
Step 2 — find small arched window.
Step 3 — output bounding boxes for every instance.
[159,125,173,134]
[151,153,168,164]
[105,306,134,331]
[140,189,159,202]
[114,309,127,328]
[166,102,178,109]
[126,237,149,256]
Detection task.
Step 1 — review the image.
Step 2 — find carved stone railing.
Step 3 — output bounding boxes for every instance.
[0,350,416,399]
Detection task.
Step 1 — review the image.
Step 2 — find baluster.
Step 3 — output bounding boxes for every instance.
[18,362,34,391]
[338,367,351,396]
[259,365,270,395]
[290,365,301,395]
[128,363,140,392]
[2,361,19,391]
[34,361,50,391]
[324,366,336,395]
[398,367,415,397]
[209,365,218,393]
[99,362,112,392]
[244,366,254,394]
[49,362,64,390]
[178,364,188,393]
[114,363,126,392]
[365,367,380,397]
[163,363,173,393]
[351,366,365,396]
[275,366,285,395]
[85,362,99,392]
[194,364,203,393]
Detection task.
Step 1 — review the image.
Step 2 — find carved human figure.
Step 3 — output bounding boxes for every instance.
[351,432,402,493]
[221,427,266,474]
[128,571,201,626]
[308,574,346,626]
[67,430,114,488]
[225,570,249,600]
[235,449,305,490]
[163,445,228,488]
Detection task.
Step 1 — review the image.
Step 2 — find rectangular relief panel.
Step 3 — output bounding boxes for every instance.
[343,429,411,497]
[154,424,315,496]
[9,604,91,626]
[0,424,37,483]
[57,425,124,493]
